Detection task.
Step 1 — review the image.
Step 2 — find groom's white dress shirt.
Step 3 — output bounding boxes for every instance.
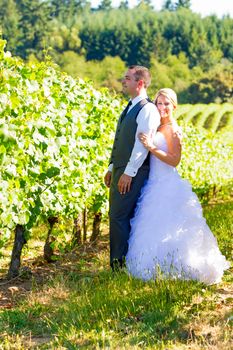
[109,92,160,177]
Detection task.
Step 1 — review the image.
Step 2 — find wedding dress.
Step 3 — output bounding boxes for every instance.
[126,131,230,284]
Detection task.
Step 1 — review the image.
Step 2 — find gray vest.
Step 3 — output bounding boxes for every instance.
[110,99,151,168]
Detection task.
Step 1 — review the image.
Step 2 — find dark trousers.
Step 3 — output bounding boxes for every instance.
[109,165,149,267]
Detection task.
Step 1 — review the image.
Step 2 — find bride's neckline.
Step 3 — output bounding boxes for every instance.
[158,121,173,128]
[158,120,176,130]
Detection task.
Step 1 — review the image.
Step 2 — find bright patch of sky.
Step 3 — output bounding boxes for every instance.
[91,0,233,18]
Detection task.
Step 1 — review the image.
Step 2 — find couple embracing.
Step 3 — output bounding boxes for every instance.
[104,65,229,284]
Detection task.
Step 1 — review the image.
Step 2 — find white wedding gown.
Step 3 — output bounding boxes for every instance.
[126,131,230,284]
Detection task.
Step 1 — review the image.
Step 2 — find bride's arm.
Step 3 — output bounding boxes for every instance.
[139,130,182,167]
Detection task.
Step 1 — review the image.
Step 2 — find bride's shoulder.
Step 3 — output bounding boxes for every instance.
[165,124,182,145]
[164,123,182,137]
[172,124,182,140]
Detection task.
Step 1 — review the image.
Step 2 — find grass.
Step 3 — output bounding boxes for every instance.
[0,201,232,349]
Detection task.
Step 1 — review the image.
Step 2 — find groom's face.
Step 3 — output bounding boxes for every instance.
[122,69,139,97]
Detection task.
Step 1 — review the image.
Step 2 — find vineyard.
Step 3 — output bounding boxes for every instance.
[0,39,232,277]
[176,103,233,132]
[0,40,232,350]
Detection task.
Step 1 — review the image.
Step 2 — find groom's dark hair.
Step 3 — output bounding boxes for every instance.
[129,65,151,88]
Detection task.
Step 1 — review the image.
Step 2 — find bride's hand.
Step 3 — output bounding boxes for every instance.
[138,132,154,150]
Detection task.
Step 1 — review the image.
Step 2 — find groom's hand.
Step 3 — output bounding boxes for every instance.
[118,174,132,194]
[104,171,112,188]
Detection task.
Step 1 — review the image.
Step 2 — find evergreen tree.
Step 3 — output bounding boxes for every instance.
[0,0,21,53]
[50,0,89,21]
[119,0,129,9]
[15,0,53,58]
[162,0,175,11]
[175,0,191,10]
[163,0,191,10]
[98,0,112,11]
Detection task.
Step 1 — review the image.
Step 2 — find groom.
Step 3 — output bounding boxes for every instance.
[104,65,160,270]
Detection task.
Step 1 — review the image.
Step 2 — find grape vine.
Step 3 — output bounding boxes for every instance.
[0,40,232,275]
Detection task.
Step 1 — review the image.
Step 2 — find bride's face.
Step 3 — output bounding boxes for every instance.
[156,95,174,118]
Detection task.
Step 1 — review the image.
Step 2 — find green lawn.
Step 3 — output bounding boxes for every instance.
[0,202,232,349]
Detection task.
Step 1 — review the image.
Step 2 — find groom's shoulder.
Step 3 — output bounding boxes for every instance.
[143,99,160,119]
[137,97,157,114]
[144,98,157,110]
[146,97,154,104]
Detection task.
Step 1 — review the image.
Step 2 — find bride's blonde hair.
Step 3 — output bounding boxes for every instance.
[154,88,178,108]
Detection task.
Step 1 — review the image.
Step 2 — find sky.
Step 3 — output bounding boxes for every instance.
[91,0,233,18]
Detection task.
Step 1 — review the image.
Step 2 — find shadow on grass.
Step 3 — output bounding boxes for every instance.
[0,268,213,349]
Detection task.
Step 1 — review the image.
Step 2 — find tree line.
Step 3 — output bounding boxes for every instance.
[0,0,232,103]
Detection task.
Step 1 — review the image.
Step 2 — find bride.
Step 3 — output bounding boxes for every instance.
[126,88,230,284]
